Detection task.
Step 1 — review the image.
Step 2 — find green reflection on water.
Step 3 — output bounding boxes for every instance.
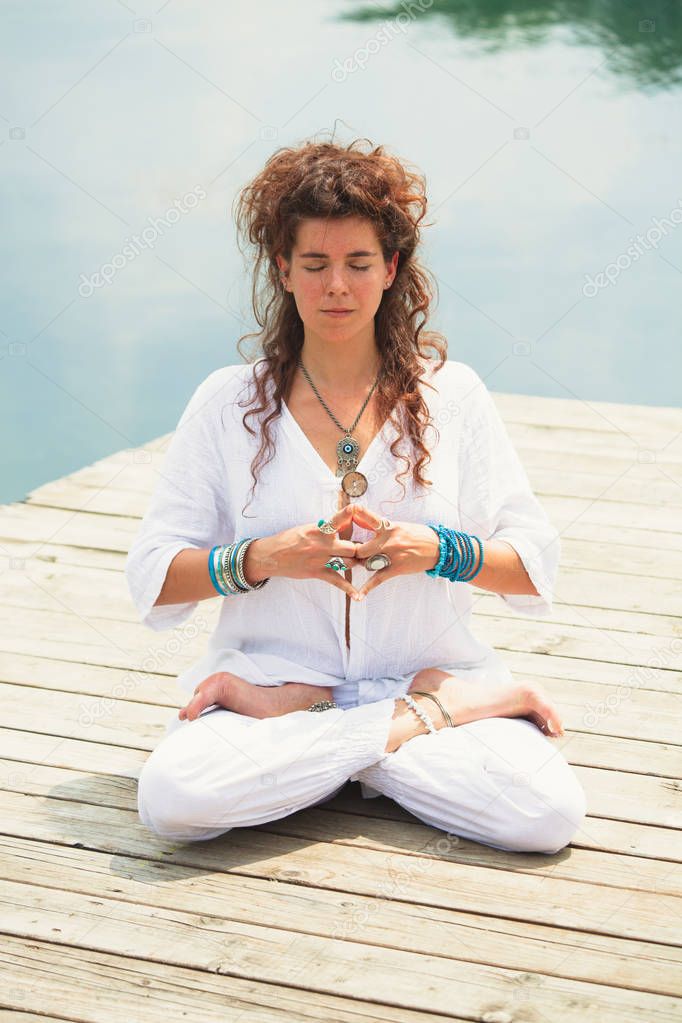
[338,1,682,89]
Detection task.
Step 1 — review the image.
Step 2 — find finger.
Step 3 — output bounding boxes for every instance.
[337,539,364,558]
[316,506,357,547]
[348,503,380,530]
[331,503,356,527]
[315,566,361,600]
[355,571,393,600]
[351,536,386,557]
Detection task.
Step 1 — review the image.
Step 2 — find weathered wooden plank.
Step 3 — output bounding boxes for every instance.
[0,933,446,1023]
[0,536,127,569]
[486,580,680,633]
[543,494,681,534]
[493,389,681,433]
[531,466,682,507]
[540,678,682,747]
[2,877,682,1019]
[3,833,680,998]
[494,421,682,465]
[475,617,682,673]
[572,765,682,828]
[0,1015,71,1023]
[0,503,138,552]
[2,791,681,949]
[519,444,682,485]
[505,648,681,696]
[0,726,148,776]
[0,612,212,675]
[0,654,183,706]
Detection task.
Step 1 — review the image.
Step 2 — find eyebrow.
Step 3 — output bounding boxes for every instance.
[297,249,377,258]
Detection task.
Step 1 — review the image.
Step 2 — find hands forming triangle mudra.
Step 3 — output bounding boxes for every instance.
[318,503,440,601]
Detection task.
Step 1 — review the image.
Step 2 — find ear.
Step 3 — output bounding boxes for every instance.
[385,250,399,287]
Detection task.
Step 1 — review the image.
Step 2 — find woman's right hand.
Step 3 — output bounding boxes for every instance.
[247,503,363,599]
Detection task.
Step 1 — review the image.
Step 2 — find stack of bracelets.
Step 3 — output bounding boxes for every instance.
[425,523,484,583]
[207,525,484,597]
[208,540,268,596]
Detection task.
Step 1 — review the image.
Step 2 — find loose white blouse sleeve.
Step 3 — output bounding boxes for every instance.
[125,368,232,632]
[456,366,561,618]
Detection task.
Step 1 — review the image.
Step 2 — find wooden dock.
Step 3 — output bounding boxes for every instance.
[1,383,681,1021]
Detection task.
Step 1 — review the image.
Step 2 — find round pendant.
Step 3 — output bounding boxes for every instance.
[341,470,368,497]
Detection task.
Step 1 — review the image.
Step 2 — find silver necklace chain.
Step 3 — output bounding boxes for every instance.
[297,356,380,436]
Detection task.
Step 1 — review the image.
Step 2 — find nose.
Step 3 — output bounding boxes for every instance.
[322,266,350,293]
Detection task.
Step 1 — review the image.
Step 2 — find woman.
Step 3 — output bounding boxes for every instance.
[126,138,587,854]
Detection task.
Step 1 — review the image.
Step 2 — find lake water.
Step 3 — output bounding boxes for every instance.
[1,0,681,504]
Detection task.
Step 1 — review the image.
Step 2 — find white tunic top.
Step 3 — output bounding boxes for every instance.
[125,359,560,699]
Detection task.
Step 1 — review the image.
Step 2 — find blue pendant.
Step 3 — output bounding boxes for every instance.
[336,433,360,476]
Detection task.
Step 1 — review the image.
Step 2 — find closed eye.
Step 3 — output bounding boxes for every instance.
[304,266,370,272]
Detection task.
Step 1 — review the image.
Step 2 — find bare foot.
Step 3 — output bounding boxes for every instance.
[178,671,334,722]
[408,669,565,738]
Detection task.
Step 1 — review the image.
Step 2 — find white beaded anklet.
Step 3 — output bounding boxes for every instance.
[399,694,437,734]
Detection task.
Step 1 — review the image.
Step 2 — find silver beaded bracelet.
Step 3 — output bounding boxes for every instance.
[399,694,437,734]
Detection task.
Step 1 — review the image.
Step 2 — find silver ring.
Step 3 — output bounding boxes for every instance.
[325,557,348,572]
[365,553,391,571]
[317,518,338,534]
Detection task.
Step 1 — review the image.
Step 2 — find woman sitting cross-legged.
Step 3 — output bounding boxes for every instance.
[125,136,587,854]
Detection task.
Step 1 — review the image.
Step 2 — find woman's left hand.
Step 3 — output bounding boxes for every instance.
[348,503,440,599]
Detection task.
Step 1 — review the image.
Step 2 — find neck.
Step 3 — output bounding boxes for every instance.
[298,334,382,394]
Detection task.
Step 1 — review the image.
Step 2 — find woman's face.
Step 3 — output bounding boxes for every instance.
[276,216,398,343]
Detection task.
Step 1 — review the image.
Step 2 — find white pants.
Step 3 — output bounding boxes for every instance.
[137,664,587,855]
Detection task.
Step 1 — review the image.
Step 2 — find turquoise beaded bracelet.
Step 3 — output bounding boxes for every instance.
[425,523,484,583]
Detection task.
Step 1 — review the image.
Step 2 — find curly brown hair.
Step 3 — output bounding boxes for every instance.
[231,136,448,518]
